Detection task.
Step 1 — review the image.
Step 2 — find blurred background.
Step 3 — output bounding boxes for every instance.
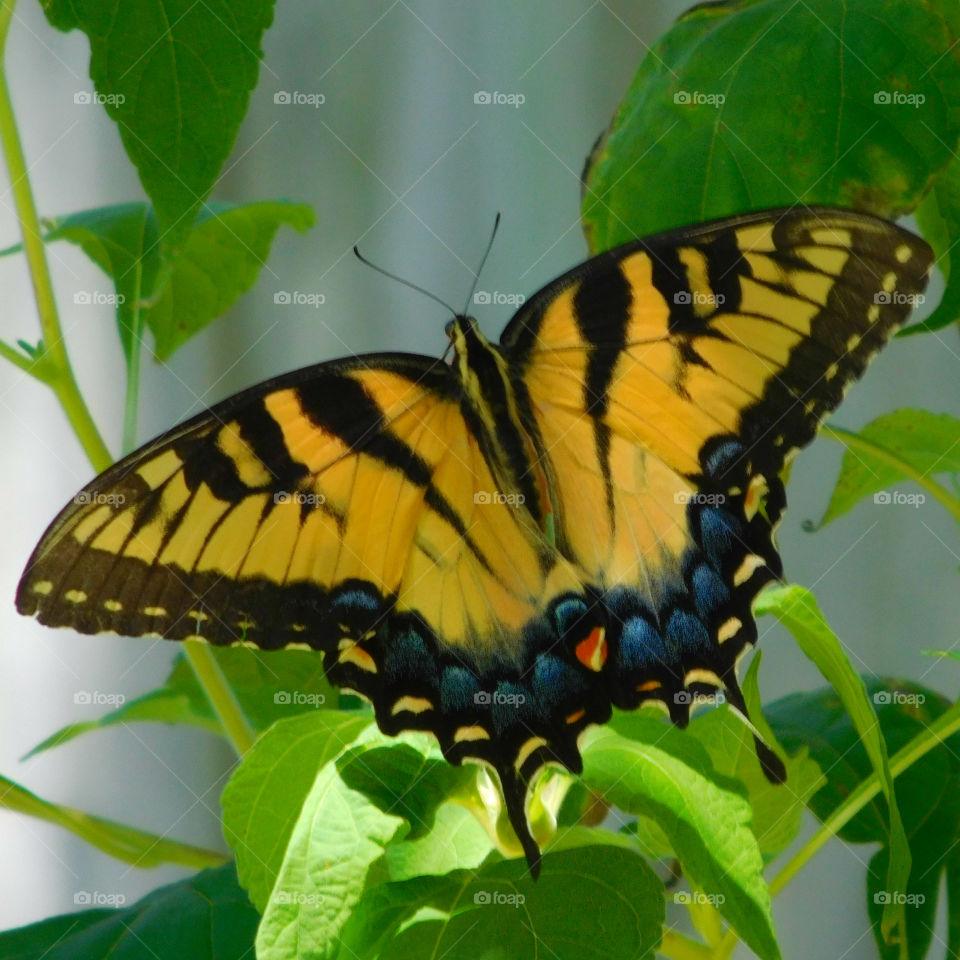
[0,1,958,956]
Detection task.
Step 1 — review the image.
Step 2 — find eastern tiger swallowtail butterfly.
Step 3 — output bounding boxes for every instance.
[16,207,933,875]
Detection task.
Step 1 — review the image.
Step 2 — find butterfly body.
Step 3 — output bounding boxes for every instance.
[17,207,934,874]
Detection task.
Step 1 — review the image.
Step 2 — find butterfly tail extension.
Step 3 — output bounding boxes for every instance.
[499,764,543,878]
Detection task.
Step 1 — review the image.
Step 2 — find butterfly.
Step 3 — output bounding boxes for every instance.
[17,206,933,875]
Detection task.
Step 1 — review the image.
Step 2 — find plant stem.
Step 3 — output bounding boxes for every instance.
[658,930,717,960]
[823,425,960,524]
[715,698,960,958]
[0,4,253,760]
[0,0,112,472]
[121,261,144,455]
[183,642,256,756]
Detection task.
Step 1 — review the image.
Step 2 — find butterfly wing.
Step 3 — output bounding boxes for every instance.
[502,207,933,754]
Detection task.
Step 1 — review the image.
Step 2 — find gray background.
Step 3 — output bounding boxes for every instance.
[1,1,958,957]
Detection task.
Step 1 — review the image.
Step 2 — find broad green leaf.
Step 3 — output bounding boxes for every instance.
[221,711,372,912]
[770,680,960,960]
[46,205,160,362]
[583,0,960,251]
[0,863,256,960]
[583,714,779,960]
[254,731,408,960]
[146,201,314,359]
[0,772,225,870]
[903,153,960,335]
[756,585,909,943]
[341,847,664,960]
[383,802,493,881]
[42,0,276,249]
[813,411,960,527]
[336,742,477,840]
[26,645,338,757]
[688,705,823,858]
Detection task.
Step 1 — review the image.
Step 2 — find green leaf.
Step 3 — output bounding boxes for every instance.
[221,711,373,912]
[341,846,664,960]
[0,863,257,960]
[41,0,276,249]
[583,714,779,960]
[146,201,314,359]
[46,205,160,363]
[769,680,960,960]
[583,0,960,251]
[254,730,408,960]
[26,646,339,757]
[687,705,824,858]
[814,412,960,528]
[756,585,910,944]
[0,772,225,870]
[336,742,477,841]
[902,153,960,335]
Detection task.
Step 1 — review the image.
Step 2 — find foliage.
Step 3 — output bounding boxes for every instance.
[4,1,960,958]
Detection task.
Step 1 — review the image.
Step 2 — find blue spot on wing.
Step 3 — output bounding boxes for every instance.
[691,562,731,621]
[699,506,744,570]
[666,609,711,658]
[703,439,745,479]
[440,666,481,713]
[382,627,434,685]
[532,655,589,710]
[619,615,672,671]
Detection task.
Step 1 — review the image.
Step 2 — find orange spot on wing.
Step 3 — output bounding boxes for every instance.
[565,707,587,725]
[637,679,662,693]
[575,626,607,672]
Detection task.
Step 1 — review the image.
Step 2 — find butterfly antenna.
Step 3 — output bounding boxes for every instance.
[353,246,458,316]
[462,212,501,316]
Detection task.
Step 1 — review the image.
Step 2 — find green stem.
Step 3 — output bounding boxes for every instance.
[0,336,37,374]
[121,262,144,455]
[0,0,111,472]
[658,930,717,960]
[716,698,960,958]
[184,642,256,756]
[823,425,960,525]
[0,3,253,760]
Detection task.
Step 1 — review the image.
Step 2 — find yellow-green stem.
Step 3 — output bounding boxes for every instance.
[0,1,253,759]
[715,698,960,958]
[0,0,112,471]
[658,930,717,960]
